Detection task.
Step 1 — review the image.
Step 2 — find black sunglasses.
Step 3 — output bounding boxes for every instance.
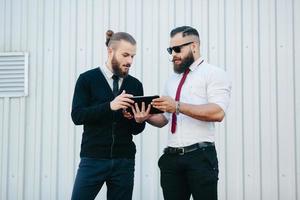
[167,42,194,55]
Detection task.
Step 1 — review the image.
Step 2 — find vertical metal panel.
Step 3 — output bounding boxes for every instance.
[259,0,279,199]
[57,1,78,200]
[0,0,299,200]
[0,0,5,49]
[23,0,41,199]
[294,0,300,199]
[68,0,79,199]
[276,0,297,198]
[129,0,143,198]
[224,0,244,200]
[1,98,9,200]
[139,0,161,199]
[242,0,261,199]
[40,0,54,199]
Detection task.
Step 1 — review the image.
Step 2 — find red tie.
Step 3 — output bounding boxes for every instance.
[171,68,190,133]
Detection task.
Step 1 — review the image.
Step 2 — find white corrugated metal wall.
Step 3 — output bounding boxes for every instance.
[0,0,299,199]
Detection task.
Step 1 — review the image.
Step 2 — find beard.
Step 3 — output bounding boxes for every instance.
[172,50,195,74]
[111,55,129,78]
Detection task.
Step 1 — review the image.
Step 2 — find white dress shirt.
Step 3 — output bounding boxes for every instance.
[163,57,231,147]
[100,64,123,91]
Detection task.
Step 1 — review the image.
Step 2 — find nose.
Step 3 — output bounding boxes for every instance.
[127,56,133,65]
[171,51,178,56]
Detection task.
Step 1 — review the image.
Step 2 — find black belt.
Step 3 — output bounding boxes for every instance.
[164,142,215,155]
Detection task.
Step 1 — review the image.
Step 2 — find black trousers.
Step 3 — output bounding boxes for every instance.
[71,157,135,200]
[158,146,219,200]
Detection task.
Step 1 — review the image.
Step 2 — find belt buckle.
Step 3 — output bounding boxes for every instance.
[178,147,185,155]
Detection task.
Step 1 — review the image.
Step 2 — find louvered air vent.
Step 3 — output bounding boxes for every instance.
[0,52,28,97]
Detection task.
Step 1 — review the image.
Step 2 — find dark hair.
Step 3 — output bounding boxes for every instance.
[170,26,199,38]
[105,30,136,47]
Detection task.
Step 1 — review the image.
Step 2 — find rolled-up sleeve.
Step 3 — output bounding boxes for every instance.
[207,69,232,113]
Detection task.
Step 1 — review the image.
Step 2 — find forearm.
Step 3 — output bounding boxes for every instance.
[71,102,113,125]
[71,75,115,125]
[179,102,225,122]
[146,114,168,128]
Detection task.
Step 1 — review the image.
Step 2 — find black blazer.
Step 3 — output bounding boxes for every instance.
[71,67,145,159]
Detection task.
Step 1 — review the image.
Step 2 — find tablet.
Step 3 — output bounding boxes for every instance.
[127,95,164,114]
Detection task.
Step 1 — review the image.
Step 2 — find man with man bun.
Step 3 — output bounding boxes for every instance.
[71,30,145,200]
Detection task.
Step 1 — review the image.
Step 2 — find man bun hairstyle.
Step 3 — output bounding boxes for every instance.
[105,30,136,47]
[105,30,114,47]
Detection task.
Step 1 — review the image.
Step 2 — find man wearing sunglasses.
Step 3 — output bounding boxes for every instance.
[136,26,231,200]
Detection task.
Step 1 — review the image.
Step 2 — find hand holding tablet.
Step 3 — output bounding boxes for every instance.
[126,95,164,114]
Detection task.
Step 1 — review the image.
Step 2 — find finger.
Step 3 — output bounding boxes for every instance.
[119,105,128,110]
[146,104,151,114]
[141,102,145,112]
[119,102,133,108]
[119,94,134,100]
[131,105,137,115]
[152,101,164,107]
[118,90,132,98]
[135,103,141,113]
[153,105,165,111]
[120,97,134,104]
[121,93,134,97]
[152,104,159,109]
[152,98,164,102]
[153,96,168,101]
[118,95,134,102]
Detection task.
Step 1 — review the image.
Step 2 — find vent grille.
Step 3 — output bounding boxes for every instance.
[0,52,28,97]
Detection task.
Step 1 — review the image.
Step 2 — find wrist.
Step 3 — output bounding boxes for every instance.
[110,101,116,111]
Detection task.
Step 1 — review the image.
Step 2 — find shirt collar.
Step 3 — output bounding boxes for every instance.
[189,57,204,72]
[100,63,114,79]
